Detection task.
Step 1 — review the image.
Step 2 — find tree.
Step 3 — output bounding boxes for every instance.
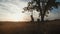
[23,0,60,22]
[23,2,34,22]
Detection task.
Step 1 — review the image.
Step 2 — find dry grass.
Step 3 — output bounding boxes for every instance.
[0,19,60,34]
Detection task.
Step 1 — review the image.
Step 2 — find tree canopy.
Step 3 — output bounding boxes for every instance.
[23,0,60,22]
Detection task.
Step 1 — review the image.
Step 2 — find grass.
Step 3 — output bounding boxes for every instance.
[0,19,60,34]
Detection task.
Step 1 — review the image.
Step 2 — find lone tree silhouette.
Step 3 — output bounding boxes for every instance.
[23,0,60,22]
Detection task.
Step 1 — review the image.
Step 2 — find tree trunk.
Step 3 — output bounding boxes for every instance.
[31,15,34,22]
[41,14,44,22]
[40,10,45,22]
[40,2,45,22]
[37,19,40,22]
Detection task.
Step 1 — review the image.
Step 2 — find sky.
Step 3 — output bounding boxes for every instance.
[0,0,60,21]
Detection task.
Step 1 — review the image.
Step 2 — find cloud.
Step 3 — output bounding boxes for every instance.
[44,7,60,20]
[0,0,31,21]
[0,0,60,21]
[20,0,31,2]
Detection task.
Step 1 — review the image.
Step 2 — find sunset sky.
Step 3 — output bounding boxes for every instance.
[0,0,60,21]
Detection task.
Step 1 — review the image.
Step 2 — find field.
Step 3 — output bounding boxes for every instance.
[0,19,60,34]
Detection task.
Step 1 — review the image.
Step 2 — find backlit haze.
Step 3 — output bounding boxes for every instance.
[0,0,60,21]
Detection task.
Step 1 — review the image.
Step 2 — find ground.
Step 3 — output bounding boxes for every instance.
[0,19,60,34]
